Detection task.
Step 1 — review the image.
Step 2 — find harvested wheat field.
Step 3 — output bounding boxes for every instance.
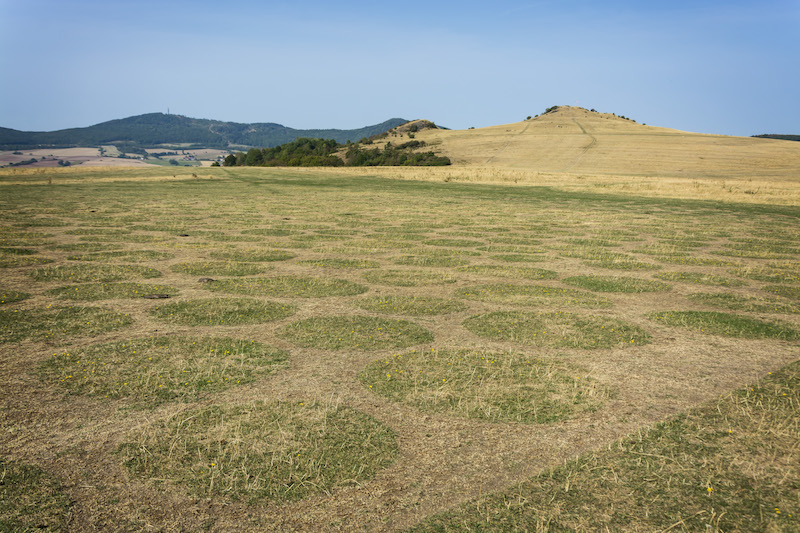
[1,116,799,532]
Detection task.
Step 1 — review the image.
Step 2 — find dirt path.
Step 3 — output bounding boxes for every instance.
[563,119,597,171]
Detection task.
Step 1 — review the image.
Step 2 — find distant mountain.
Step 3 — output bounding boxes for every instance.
[0,114,409,150]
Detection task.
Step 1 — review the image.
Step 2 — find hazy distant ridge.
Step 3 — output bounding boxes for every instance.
[0,113,408,149]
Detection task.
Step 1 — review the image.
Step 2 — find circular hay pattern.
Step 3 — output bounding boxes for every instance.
[170,261,269,277]
[117,402,397,502]
[360,349,612,423]
[150,297,296,326]
[279,315,433,350]
[456,283,611,308]
[205,276,367,298]
[66,250,173,262]
[364,269,457,287]
[1,306,132,343]
[647,311,800,339]
[563,275,671,293]
[40,336,288,405]
[463,311,650,348]
[356,295,468,316]
[47,282,180,301]
[209,249,296,262]
[30,264,162,282]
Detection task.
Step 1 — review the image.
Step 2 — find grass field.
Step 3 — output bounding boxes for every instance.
[1,162,799,531]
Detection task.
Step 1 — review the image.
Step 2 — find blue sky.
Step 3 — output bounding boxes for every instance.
[1,0,798,136]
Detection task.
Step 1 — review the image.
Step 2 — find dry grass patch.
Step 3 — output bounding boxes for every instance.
[359,349,612,424]
[40,336,287,406]
[149,297,296,326]
[279,315,433,350]
[456,283,611,308]
[0,306,132,343]
[463,311,650,348]
[117,401,397,502]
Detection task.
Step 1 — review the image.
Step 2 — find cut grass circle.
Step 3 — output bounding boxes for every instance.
[763,285,800,301]
[0,458,70,531]
[456,283,611,308]
[150,297,296,326]
[363,269,457,287]
[563,275,671,293]
[360,349,612,423]
[40,336,288,405]
[205,276,367,298]
[170,261,269,277]
[392,255,470,268]
[279,315,433,350]
[30,264,162,282]
[298,258,380,269]
[423,238,484,248]
[66,250,173,263]
[687,293,799,314]
[1,288,30,305]
[116,401,397,502]
[456,265,558,280]
[209,249,296,262]
[729,265,800,284]
[356,295,468,316]
[1,306,133,343]
[47,282,180,301]
[654,271,745,287]
[648,311,800,339]
[463,311,650,348]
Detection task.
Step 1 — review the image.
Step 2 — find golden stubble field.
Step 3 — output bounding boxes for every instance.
[1,117,799,531]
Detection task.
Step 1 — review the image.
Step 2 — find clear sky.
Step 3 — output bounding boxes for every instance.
[1,0,798,136]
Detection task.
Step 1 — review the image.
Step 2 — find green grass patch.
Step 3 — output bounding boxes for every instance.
[150,297,296,326]
[393,255,470,268]
[279,315,433,350]
[561,250,660,270]
[67,250,173,263]
[0,254,53,268]
[356,296,468,316]
[1,306,132,343]
[411,361,800,532]
[0,459,70,531]
[456,265,558,280]
[654,271,745,286]
[687,293,799,314]
[209,249,295,262]
[492,253,547,263]
[0,246,37,255]
[298,258,380,269]
[78,234,169,243]
[49,242,124,252]
[463,311,650,348]
[359,349,612,424]
[456,284,611,308]
[423,238,484,248]
[47,282,180,301]
[170,261,269,277]
[0,288,29,304]
[730,265,800,284]
[40,336,288,405]
[240,227,299,236]
[563,275,671,293]
[30,264,162,282]
[364,269,457,287]
[116,401,397,502]
[205,276,367,298]
[648,311,800,339]
[763,285,800,300]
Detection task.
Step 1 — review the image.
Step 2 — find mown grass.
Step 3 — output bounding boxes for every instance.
[364,269,457,287]
[46,282,180,301]
[410,361,800,532]
[688,292,800,314]
[1,306,132,343]
[40,336,288,406]
[463,311,650,348]
[648,311,800,339]
[356,295,468,316]
[30,264,162,282]
[117,402,397,502]
[563,275,671,293]
[170,261,269,277]
[0,459,70,531]
[360,349,612,423]
[149,297,296,326]
[205,276,367,298]
[654,271,746,287]
[278,315,433,350]
[455,284,611,308]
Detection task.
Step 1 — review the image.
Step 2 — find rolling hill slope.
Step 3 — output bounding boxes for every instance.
[417,106,800,179]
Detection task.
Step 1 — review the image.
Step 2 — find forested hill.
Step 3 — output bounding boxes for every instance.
[0,114,408,149]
